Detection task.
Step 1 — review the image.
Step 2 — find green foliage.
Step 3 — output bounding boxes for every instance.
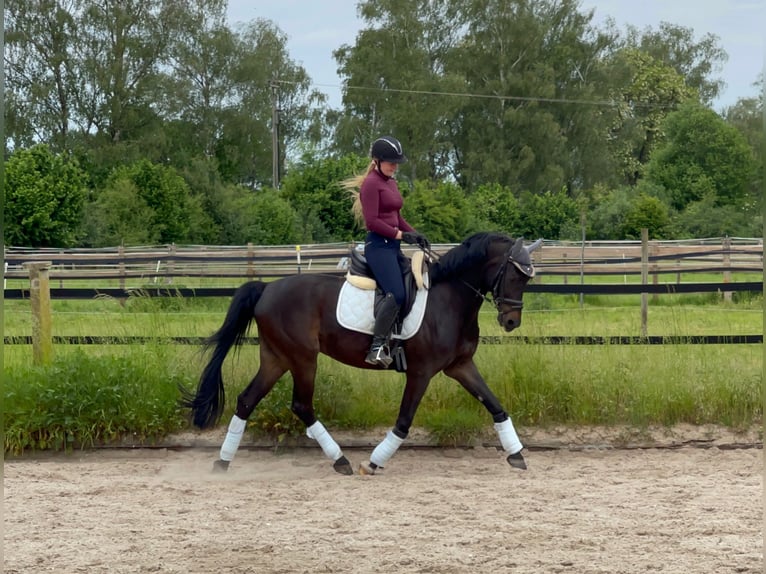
[3,297,761,451]
[403,180,472,242]
[621,193,670,239]
[627,21,727,105]
[668,194,762,238]
[83,178,159,246]
[647,102,758,211]
[4,0,759,243]
[84,160,196,246]
[516,188,579,240]
[4,144,88,247]
[466,183,522,234]
[4,349,187,454]
[280,154,368,242]
[587,185,670,239]
[607,48,696,186]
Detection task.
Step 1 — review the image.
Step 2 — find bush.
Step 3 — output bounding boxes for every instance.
[4,349,188,454]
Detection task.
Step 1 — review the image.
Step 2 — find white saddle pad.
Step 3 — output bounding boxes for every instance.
[336,282,428,340]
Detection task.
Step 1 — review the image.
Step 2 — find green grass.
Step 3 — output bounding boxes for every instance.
[3,290,763,454]
[4,347,188,454]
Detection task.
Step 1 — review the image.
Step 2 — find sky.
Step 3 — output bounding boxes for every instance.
[226,0,764,112]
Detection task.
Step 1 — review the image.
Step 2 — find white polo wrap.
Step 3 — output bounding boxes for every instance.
[306,421,343,462]
[220,415,247,462]
[494,417,523,455]
[369,430,404,468]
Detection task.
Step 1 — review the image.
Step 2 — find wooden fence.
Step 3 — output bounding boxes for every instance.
[4,236,763,288]
[5,236,762,364]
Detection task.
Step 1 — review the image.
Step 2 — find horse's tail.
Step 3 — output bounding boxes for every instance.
[179,281,267,428]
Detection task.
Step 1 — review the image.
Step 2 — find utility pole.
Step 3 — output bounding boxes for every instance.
[270,79,280,189]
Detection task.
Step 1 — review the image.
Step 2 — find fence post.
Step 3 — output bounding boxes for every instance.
[640,229,648,337]
[167,243,176,285]
[247,243,254,278]
[651,242,659,303]
[118,245,126,290]
[23,261,54,365]
[562,252,567,285]
[722,236,732,302]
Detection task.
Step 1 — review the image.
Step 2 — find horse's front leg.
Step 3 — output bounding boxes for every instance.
[360,372,431,475]
[444,359,527,470]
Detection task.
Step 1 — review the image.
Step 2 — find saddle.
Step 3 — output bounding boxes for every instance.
[345,247,428,329]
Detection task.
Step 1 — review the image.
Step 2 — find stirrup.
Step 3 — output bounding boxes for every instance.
[365,345,393,368]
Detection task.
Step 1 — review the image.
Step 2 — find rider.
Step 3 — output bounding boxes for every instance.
[345,135,430,367]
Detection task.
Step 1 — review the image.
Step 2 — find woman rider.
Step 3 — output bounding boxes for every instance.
[344,135,430,367]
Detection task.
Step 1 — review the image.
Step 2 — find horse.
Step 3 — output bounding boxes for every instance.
[180,232,542,475]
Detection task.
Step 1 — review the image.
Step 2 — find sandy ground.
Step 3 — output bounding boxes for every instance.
[3,427,763,574]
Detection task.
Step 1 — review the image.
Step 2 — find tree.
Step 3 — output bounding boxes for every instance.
[626,21,727,105]
[280,154,369,242]
[668,194,761,238]
[215,19,327,188]
[4,0,80,151]
[465,183,522,234]
[5,144,88,247]
[607,48,695,186]
[724,86,763,206]
[82,178,159,246]
[516,188,579,240]
[84,159,195,245]
[334,0,466,183]
[646,102,757,211]
[621,193,669,239]
[402,180,471,243]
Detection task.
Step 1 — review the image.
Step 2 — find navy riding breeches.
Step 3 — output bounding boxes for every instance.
[364,232,408,305]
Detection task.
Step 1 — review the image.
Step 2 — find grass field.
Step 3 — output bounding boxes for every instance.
[3,286,763,454]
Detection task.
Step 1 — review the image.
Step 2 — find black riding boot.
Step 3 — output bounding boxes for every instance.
[365,293,401,367]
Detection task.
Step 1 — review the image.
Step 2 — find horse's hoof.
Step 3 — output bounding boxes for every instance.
[333,456,354,476]
[358,460,381,475]
[507,451,527,470]
[212,459,230,473]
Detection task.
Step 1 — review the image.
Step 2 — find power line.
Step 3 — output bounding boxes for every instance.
[274,79,677,109]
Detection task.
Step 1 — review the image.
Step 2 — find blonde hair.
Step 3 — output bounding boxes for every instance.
[341,161,377,225]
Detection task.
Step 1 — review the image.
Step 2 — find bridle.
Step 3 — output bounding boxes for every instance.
[489,247,534,311]
[420,237,539,311]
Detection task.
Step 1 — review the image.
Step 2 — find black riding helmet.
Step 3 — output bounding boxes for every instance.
[370,135,407,164]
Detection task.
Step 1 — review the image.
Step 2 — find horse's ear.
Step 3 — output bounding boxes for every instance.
[511,237,525,258]
[526,238,543,254]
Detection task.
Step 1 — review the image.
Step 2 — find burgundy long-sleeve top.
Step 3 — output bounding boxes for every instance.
[359,169,414,239]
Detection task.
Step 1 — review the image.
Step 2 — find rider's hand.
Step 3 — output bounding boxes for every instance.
[401,231,430,250]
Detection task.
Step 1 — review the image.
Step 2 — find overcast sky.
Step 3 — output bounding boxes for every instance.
[226,0,764,112]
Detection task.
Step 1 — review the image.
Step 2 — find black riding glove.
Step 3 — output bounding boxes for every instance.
[401,231,430,250]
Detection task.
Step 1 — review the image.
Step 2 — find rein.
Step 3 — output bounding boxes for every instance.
[421,240,531,311]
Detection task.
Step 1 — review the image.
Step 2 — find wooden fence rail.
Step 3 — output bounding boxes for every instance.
[6,236,762,363]
[5,238,763,287]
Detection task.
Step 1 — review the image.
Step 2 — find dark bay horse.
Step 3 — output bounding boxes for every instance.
[180,232,542,475]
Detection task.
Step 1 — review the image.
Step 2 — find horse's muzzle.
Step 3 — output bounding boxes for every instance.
[498,310,521,332]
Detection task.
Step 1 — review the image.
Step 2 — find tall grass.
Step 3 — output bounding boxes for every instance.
[4,346,188,454]
[3,291,762,453]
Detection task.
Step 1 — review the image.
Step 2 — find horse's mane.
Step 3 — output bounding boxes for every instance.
[429,232,511,284]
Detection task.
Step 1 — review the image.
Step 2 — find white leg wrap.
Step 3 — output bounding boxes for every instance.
[494,417,523,455]
[370,430,404,468]
[305,421,343,462]
[220,415,247,462]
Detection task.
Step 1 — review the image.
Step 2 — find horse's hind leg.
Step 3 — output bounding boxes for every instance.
[289,363,353,476]
[214,356,286,472]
